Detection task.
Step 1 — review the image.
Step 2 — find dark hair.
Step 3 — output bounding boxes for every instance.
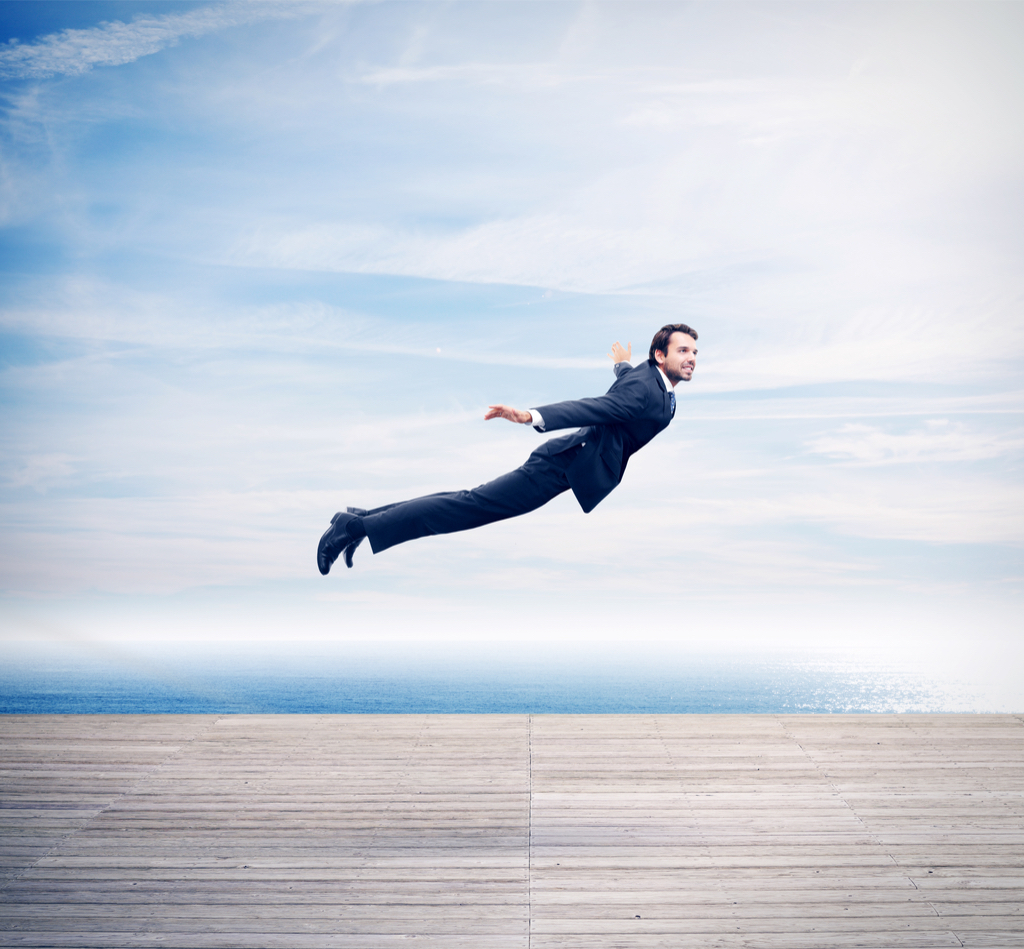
[648,323,698,365]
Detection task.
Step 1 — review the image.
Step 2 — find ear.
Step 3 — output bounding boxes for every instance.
[654,349,665,365]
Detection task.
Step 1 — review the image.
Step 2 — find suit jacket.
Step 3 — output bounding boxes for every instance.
[531,360,675,513]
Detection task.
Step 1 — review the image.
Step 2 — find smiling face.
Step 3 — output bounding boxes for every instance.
[655,331,697,386]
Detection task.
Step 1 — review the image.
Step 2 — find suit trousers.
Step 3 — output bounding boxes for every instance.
[360,444,581,554]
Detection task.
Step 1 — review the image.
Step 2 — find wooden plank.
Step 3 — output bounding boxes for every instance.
[528,934,963,948]
[0,936,525,948]
[1,713,1022,947]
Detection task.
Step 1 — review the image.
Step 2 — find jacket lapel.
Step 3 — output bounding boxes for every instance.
[650,363,673,420]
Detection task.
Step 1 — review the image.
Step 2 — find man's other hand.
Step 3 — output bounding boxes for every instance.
[609,341,632,364]
[485,405,532,424]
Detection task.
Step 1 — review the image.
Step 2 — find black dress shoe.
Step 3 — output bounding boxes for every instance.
[317,512,358,575]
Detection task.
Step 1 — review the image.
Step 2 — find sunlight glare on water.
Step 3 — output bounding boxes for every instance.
[1,646,1019,714]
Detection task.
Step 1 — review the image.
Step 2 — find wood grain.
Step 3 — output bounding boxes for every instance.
[1,714,1021,947]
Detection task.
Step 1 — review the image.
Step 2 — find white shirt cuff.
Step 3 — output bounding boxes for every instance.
[528,409,545,431]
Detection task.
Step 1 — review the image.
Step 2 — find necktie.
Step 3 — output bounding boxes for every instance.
[669,391,676,416]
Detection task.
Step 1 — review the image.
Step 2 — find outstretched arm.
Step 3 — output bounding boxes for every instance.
[486,341,636,428]
[485,404,532,424]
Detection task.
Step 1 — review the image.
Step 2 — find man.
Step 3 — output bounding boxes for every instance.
[317,323,697,574]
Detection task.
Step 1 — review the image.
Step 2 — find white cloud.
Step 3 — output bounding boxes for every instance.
[231,212,1024,388]
[358,63,575,90]
[0,2,312,80]
[234,215,708,295]
[1,0,1021,658]
[806,421,1024,466]
[796,480,1024,547]
[2,454,77,492]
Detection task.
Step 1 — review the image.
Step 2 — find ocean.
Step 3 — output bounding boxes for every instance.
[0,650,1012,714]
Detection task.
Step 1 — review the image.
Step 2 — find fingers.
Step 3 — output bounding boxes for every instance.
[485,404,518,422]
[608,341,632,362]
[486,405,530,424]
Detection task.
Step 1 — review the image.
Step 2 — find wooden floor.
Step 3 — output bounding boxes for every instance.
[1,715,1022,948]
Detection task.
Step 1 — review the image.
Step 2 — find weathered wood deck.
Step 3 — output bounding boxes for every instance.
[1,714,1022,948]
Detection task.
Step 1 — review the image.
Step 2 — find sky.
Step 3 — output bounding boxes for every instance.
[0,2,1021,693]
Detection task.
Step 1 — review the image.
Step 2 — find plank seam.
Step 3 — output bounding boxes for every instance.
[896,714,1019,941]
[652,714,716,875]
[773,716,940,905]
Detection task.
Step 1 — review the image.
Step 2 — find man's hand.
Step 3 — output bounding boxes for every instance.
[608,341,632,364]
[485,405,532,424]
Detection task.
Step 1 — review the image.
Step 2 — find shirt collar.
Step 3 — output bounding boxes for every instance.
[655,365,674,393]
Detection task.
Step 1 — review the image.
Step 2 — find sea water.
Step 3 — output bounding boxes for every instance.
[0,650,1014,714]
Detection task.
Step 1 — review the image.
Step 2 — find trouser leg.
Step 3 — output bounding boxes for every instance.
[361,448,577,554]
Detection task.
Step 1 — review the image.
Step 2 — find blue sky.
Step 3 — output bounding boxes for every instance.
[0,2,1021,696]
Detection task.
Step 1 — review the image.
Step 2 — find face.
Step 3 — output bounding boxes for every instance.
[655,332,697,385]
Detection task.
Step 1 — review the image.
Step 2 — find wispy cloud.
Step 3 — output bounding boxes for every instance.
[795,479,1024,547]
[2,454,77,492]
[358,63,576,89]
[234,216,707,295]
[232,216,1024,388]
[0,1,1020,661]
[806,421,1024,466]
[0,2,310,80]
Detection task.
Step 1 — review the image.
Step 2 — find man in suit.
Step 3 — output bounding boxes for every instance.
[317,323,697,574]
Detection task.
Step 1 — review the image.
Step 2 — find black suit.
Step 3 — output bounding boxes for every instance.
[361,360,675,554]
